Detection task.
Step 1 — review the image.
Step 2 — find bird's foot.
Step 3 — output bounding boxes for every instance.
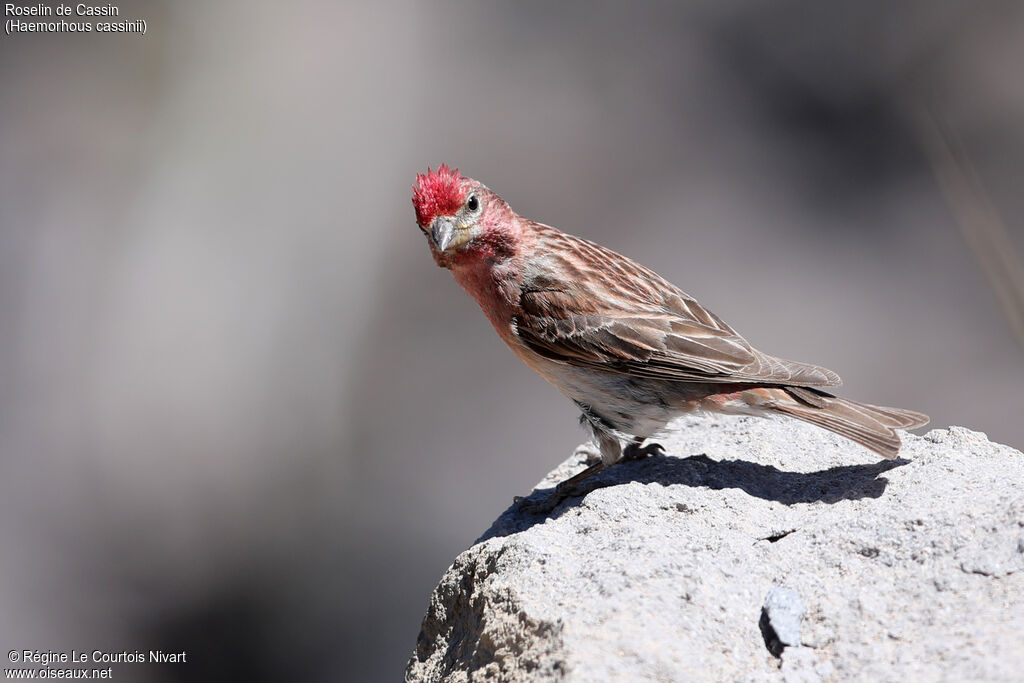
[572,442,603,465]
[622,440,665,461]
[514,442,663,514]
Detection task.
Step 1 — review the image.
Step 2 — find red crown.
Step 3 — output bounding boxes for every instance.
[412,164,465,227]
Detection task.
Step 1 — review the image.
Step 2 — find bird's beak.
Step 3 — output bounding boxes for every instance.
[430,215,457,252]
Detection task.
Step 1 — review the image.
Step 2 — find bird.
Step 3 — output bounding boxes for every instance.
[412,164,928,509]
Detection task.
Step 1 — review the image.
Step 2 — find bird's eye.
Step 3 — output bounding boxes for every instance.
[466,195,479,212]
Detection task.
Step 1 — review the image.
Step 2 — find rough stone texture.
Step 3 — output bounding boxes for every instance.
[760,586,804,655]
[406,416,1024,682]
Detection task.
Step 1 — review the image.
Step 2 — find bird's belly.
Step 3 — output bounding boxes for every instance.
[515,351,703,438]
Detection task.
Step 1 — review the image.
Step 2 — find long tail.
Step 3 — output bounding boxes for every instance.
[761,386,929,459]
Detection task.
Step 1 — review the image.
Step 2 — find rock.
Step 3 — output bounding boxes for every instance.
[760,586,804,656]
[406,416,1024,682]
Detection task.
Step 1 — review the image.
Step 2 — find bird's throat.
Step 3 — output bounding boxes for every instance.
[450,256,522,339]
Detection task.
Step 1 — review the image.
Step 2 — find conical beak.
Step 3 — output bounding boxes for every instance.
[430,215,456,252]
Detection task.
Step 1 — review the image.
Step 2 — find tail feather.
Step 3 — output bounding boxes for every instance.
[768,387,929,459]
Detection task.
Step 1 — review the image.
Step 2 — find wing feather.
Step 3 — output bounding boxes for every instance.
[515,226,841,388]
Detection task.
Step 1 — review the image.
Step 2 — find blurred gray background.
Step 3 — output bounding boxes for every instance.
[2,1,1022,681]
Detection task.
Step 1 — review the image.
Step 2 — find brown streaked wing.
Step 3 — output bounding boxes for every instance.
[515,224,842,387]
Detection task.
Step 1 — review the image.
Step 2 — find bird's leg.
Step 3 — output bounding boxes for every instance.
[572,442,603,465]
[554,426,622,494]
[571,408,616,464]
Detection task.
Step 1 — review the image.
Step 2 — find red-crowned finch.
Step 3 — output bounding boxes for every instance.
[412,165,928,506]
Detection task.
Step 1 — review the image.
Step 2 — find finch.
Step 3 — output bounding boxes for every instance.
[412,165,928,504]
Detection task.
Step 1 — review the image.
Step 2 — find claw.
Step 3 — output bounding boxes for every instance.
[573,443,603,465]
[515,441,665,514]
[622,441,665,461]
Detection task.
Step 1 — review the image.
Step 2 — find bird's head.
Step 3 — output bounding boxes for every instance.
[412,164,516,268]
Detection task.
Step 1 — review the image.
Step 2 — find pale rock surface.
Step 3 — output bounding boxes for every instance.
[407,416,1024,682]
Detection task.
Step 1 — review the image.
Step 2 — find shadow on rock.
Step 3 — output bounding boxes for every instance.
[479,453,906,541]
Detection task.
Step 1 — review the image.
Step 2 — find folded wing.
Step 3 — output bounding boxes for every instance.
[514,226,841,388]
